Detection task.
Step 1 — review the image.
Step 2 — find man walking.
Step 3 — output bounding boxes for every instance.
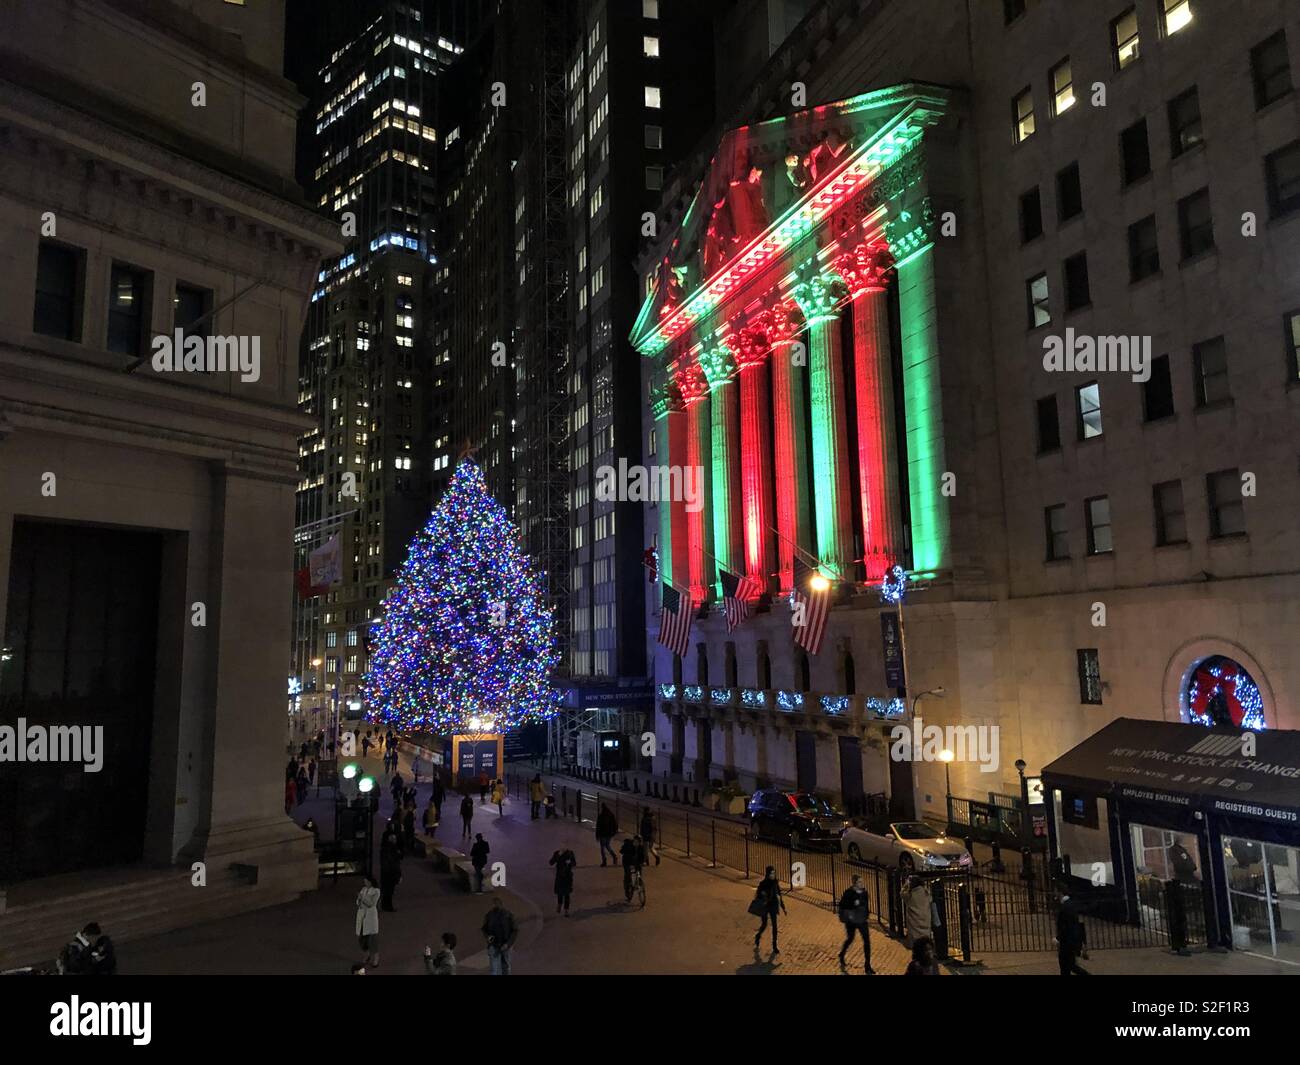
[432,776,446,822]
[460,793,474,839]
[837,874,874,973]
[595,803,618,867]
[529,774,545,820]
[1056,893,1089,975]
[482,897,519,975]
[470,832,490,893]
[639,807,660,866]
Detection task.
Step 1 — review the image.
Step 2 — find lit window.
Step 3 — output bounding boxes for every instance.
[643,36,659,57]
[644,86,662,109]
[1085,496,1112,554]
[643,0,659,17]
[1112,8,1140,69]
[1076,382,1102,439]
[1026,272,1050,327]
[397,274,413,286]
[1162,0,1192,37]
[1012,87,1035,142]
[1051,59,1074,115]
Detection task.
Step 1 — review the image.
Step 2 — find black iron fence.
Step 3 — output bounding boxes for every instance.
[504,769,1212,958]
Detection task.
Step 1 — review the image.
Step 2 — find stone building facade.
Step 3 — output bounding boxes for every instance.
[636,0,1300,820]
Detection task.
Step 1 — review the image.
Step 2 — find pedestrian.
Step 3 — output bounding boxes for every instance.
[529,774,545,820]
[424,932,457,975]
[385,728,394,753]
[903,874,933,948]
[491,778,506,816]
[460,793,474,839]
[549,847,577,916]
[1055,893,1089,975]
[423,796,438,837]
[355,876,381,970]
[412,753,424,785]
[639,808,660,866]
[432,776,445,821]
[284,774,296,815]
[595,803,618,866]
[904,936,940,975]
[750,866,786,954]
[295,767,309,806]
[402,799,417,852]
[58,922,117,975]
[390,770,404,805]
[361,732,372,759]
[470,832,490,893]
[837,874,874,973]
[478,770,490,804]
[379,827,403,912]
[307,757,317,785]
[481,896,518,976]
[285,756,299,782]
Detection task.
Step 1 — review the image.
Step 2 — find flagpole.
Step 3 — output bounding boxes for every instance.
[765,523,850,585]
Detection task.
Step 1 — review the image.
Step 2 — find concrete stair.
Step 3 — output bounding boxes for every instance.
[0,866,307,971]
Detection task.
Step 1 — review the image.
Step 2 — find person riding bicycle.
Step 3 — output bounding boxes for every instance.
[620,834,647,902]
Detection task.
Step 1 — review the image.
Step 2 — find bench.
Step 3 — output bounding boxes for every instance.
[430,844,464,873]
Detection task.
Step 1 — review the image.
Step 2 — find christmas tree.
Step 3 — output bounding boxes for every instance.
[361,458,560,733]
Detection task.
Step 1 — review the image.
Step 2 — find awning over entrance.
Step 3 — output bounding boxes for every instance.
[1042,717,1300,826]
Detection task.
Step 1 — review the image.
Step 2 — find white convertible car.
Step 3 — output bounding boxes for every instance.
[842,820,974,872]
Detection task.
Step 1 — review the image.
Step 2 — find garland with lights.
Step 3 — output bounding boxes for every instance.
[879,563,908,605]
[360,459,560,734]
[1186,656,1265,730]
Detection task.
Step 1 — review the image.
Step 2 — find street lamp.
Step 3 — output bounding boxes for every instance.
[809,571,831,593]
[939,747,954,800]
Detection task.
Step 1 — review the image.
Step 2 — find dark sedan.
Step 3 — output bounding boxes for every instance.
[747,789,849,850]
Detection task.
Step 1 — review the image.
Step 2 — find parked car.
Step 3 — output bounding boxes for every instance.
[747,789,849,850]
[842,819,973,872]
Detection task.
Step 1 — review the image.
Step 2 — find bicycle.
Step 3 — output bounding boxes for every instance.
[625,865,646,908]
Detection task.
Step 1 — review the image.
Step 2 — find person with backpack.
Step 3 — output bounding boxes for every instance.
[470,833,491,893]
[595,804,618,866]
[750,866,786,954]
[460,793,475,839]
[837,874,874,973]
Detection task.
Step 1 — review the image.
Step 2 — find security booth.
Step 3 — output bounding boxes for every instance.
[1042,717,1300,961]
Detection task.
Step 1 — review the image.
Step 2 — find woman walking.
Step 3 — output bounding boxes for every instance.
[356,876,381,970]
[491,778,506,817]
[751,866,787,954]
[549,847,577,916]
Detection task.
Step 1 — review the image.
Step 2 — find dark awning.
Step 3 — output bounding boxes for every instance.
[1042,717,1300,825]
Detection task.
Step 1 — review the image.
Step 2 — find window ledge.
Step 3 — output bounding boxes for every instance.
[1208,532,1249,545]
[1142,413,1177,427]
[1194,399,1234,414]
[1171,141,1207,165]
[1154,540,1191,550]
[1085,551,1115,560]
[1129,269,1163,288]
[1178,247,1217,269]
[1255,90,1295,118]
[1122,172,1154,193]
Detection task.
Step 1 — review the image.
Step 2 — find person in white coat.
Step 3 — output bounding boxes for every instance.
[356,876,381,969]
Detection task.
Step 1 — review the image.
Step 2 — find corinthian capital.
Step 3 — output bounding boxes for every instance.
[790,273,847,325]
[831,243,895,297]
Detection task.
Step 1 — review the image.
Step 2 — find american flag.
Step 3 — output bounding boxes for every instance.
[791,555,830,654]
[657,583,693,658]
[719,567,761,633]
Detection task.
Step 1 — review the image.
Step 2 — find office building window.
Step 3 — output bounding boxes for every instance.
[1026,272,1050,327]
[1162,0,1192,37]
[107,262,150,356]
[1265,141,1300,218]
[1128,215,1160,281]
[1056,162,1083,220]
[1076,381,1102,438]
[1143,354,1175,420]
[1112,8,1140,69]
[1177,188,1214,259]
[643,0,658,16]
[1045,504,1069,561]
[1063,251,1091,311]
[1078,649,1103,704]
[1051,58,1075,115]
[1251,31,1292,109]
[1168,87,1203,157]
[1193,335,1230,406]
[1013,87,1035,142]
[644,124,662,149]
[1036,394,1060,453]
[1285,310,1300,381]
[1003,0,1026,23]
[33,240,84,341]
[643,35,659,57]
[174,282,212,339]
[645,165,663,190]
[1207,469,1246,537]
[1153,480,1187,545]
[1019,186,1043,242]
[1085,496,1112,555]
[644,86,661,108]
[1120,118,1151,185]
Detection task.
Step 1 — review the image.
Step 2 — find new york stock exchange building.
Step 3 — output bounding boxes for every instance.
[631,57,1300,958]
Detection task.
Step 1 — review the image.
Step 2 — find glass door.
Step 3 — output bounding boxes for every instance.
[1222,835,1300,963]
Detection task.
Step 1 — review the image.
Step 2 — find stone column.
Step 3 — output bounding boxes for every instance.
[733,327,775,593]
[678,362,712,606]
[762,303,813,593]
[700,339,742,599]
[834,243,903,581]
[793,273,854,581]
[651,382,687,593]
